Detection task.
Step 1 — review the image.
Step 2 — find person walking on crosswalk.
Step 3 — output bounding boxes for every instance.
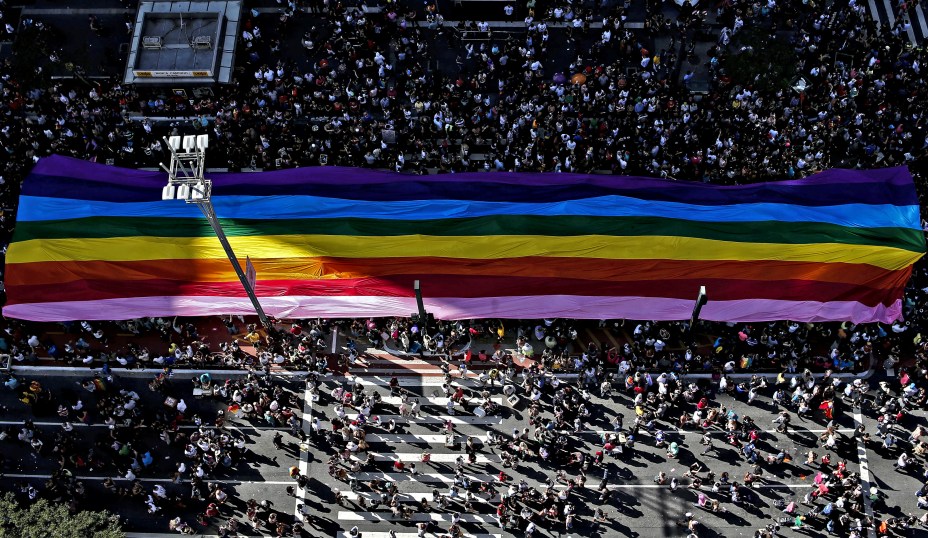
[526,520,537,536]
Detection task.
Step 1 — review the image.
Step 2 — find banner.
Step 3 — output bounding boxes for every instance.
[3,155,924,322]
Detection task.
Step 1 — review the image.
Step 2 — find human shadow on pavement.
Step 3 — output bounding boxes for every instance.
[715,508,750,526]
[246,451,281,468]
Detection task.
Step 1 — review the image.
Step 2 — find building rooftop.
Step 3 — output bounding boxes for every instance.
[124,1,241,86]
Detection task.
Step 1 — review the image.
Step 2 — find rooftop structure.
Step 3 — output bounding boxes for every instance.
[124,1,241,85]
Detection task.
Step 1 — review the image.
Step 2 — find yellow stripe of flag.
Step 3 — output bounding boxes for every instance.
[6,234,922,271]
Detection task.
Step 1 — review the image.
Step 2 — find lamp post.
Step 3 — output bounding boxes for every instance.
[687,285,708,338]
[412,280,434,329]
[413,280,427,321]
[160,134,272,330]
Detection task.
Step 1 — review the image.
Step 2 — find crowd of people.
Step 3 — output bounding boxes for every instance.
[0,313,912,379]
[3,368,310,536]
[0,0,926,365]
[0,0,927,195]
[2,313,928,536]
[3,316,928,536]
[0,0,926,367]
[315,326,928,537]
[0,0,926,535]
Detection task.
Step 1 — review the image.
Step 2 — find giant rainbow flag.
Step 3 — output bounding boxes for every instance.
[2,155,924,323]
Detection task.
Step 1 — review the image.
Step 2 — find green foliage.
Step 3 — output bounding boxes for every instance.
[723,29,798,92]
[0,493,124,538]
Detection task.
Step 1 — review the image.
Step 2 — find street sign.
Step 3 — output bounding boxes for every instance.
[245,256,256,291]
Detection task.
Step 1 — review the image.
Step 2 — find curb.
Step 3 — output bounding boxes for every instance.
[7,347,877,382]
[8,365,302,378]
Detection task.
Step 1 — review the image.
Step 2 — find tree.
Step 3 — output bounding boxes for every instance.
[0,493,124,538]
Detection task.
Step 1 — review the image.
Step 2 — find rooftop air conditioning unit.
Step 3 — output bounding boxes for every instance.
[191,35,212,49]
[142,36,162,49]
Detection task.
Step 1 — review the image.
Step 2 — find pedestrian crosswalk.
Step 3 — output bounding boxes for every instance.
[340,491,498,503]
[314,375,535,537]
[338,511,502,523]
[314,371,825,538]
[342,332,556,379]
[341,372,579,386]
[366,433,466,444]
[867,0,928,44]
[353,355,485,377]
[379,396,505,406]
[350,471,499,483]
[373,415,504,425]
[311,369,830,538]
[350,452,501,464]
[337,531,503,538]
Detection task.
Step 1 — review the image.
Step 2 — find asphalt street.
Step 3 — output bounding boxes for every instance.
[0,369,308,536]
[856,370,928,526]
[304,369,900,538]
[0,346,923,537]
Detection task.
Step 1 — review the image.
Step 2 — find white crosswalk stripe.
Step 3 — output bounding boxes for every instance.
[338,373,579,386]
[320,375,571,537]
[869,0,882,25]
[351,472,497,483]
[337,531,503,538]
[341,491,498,503]
[373,414,504,425]
[883,0,897,26]
[360,357,487,367]
[917,6,928,36]
[379,396,504,406]
[338,511,501,523]
[351,452,500,464]
[313,364,825,538]
[366,433,468,443]
[866,0,928,43]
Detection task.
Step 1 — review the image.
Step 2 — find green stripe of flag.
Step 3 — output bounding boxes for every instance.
[14,215,926,253]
